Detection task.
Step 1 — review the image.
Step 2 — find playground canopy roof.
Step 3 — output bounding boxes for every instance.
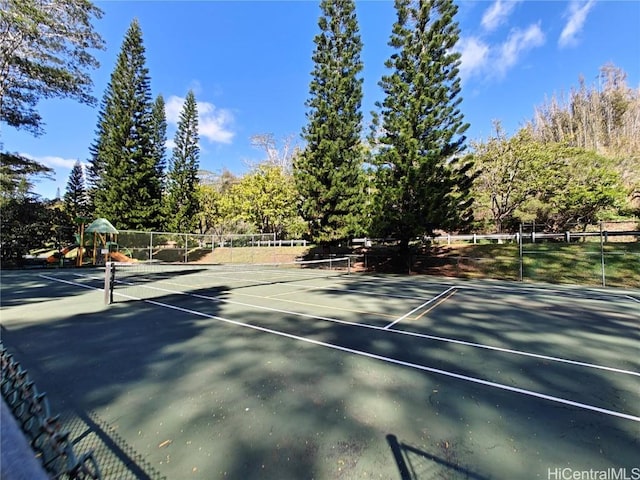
[85,218,118,234]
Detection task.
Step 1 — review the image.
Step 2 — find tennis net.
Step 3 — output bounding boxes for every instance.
[104,257,351,304]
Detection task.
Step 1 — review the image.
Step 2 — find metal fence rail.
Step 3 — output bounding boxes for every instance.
[116,231,277,262]
[353,222,639,287]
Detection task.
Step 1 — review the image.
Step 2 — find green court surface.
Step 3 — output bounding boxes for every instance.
[1,267,638,479]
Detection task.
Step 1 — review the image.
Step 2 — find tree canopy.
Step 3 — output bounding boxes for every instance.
[295,0,366,244]
[63,160,90,220]
[87,19,164,230]
[471,125,627,232]
[0,0,104,135]
[165,90,200,233]
[370,0,473,248]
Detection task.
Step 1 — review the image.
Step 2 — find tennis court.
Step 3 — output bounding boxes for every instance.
[1,261,638,479]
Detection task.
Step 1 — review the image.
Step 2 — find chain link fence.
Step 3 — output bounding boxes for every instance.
[114,231,307,263]
[112,223,638,287]
[518,221,640,287]
[352,221,639,287]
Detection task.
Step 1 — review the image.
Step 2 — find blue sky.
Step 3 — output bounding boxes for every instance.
[4,0,639,200]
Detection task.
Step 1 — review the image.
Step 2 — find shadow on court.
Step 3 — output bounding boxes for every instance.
[1,271,638,479]
[387,434,489,480]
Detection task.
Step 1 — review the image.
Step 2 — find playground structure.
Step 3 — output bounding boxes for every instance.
[43,218,134,266]
[84,218,134,264]
[46,243,79,264]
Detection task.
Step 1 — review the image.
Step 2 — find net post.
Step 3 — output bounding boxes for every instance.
[600,221,606,287]
[518,223,523,282]
[184,233,188,263]
[104,262,115,305]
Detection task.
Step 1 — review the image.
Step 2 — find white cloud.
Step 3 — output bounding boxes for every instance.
[164,95,184,124]
[21,153,80,170]
[458,36,490,80]
[165,139,177,151]
[481,0,520,32]
[457,23,545,81]
[165,95,235,144]
[496,23,545,76]
[559,0,596,48]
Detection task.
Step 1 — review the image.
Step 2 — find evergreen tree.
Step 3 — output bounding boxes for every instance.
[63,160,90,219]
[151,94,168,195]
[370,0,473,250]
[165,90,200,233]
[294,0,365,244]
[87,19,163,230]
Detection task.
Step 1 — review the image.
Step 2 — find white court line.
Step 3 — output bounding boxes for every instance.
[40,274,640,423]
[68,272,640,378]
[384,287,457,330]
[625,295,640,304]
[39,274,102,291]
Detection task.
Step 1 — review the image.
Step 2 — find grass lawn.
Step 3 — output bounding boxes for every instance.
[417,241,640,288]
[197,241,639,288]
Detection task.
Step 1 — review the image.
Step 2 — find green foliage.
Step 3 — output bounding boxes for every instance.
[165,90,200,233]
[369,0,473,248]
[530,63,640,211]
[470,125,544,232]
[63,160,90,220]
[471,126,627,232]
[228,165,303,238]
[151,94,168,192]
[0,0,104,135]
[0,151,53,198]
[0,150,63,266]
[519,144,626,230]
[87,19,163,230]
[0,197,60,266]
[197,183,223,235]
[197,169,241,236]
[196,165,306,239]
[295,0,366,244]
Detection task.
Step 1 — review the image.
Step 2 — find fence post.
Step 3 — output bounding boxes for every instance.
[150,232,154,261]
[184,233,188,263]
[518,224,523,282]
[600,222,606,287]
[104,262,115,305]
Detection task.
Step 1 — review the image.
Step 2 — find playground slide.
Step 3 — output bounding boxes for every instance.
[109,251,135,263]
[46,244,79,263]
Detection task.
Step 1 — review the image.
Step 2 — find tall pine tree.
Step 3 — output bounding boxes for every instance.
[371,0,474,250]
[165,90,200,233]
[294,0,365,244]
[87,19,163,230]
[63,160,90,220]
[151,94,168,195]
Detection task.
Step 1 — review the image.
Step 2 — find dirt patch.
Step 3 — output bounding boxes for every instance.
[189,247,309,265]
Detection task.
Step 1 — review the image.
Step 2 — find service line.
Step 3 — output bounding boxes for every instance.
[383,286,457,330]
